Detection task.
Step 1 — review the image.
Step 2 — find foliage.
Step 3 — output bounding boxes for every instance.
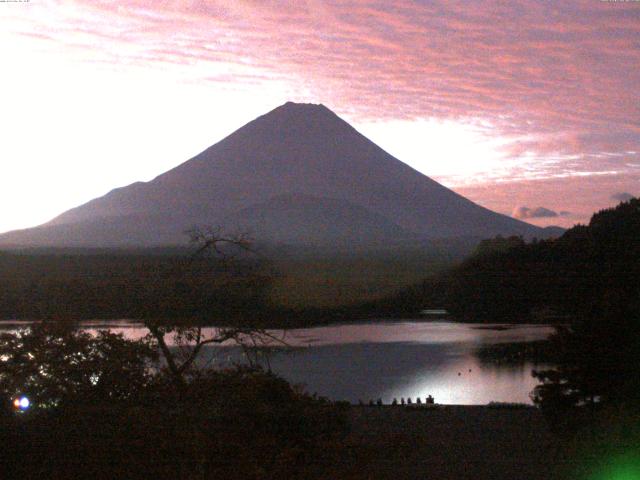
[0,249,272,323]
[267,246,461,309]
[359,198,640,442]
[531,305,640,434]
[0,365,349,480]
[509,199,640,437]
[0,241,471,323]
[0,322,157,410]
[473,235,526,257]
[0,320,346,478]
[135,226,290,393]
[435,197,640,322]
[149,365,350,471]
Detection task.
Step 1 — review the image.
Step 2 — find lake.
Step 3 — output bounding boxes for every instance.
[1,320,555,405]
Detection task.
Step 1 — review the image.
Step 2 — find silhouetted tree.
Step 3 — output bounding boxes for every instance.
[144,321,287,392]
[143,226,286,392]
[436,197,640,322]
[531,303,640,435]
[0,322,156,410]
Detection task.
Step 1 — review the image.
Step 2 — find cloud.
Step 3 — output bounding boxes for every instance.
[611,192,634,202]
[455,172,640,227]
[512,206,564,219]
[5,0,640,183]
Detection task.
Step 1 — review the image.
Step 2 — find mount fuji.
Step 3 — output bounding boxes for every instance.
[0,102,550,248]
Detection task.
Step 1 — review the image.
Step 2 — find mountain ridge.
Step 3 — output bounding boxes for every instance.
[0,102,552,248]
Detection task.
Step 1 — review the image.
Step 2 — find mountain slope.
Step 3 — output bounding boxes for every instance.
[225,193,421,248]
[0,102,547,248]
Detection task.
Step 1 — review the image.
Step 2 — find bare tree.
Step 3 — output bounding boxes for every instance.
[185,225,252,261]
[144,227,286,392]
[145,322,288,389]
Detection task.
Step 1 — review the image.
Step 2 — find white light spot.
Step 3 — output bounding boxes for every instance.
[18,396,30,410]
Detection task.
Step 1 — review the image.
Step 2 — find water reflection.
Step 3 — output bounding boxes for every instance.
[0,320,554,405]
[393,356,545,405]
[196,337,552,404]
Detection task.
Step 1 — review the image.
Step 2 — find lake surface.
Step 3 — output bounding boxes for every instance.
[1,320,555,405]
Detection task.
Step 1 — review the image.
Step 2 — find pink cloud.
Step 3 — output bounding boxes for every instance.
[512,206,564,220]
[453,171,640,227]
[8,0,640,188]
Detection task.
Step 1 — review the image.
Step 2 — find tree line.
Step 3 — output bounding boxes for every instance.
[375,198,640,324]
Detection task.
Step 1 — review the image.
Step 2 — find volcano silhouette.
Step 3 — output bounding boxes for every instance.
[0,102,547,248]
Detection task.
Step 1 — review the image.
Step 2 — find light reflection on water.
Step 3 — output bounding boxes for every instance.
[0,320,554,405]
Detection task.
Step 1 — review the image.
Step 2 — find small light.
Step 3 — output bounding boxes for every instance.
[13,396,30,411]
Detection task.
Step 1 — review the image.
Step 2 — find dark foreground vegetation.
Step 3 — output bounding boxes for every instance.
[0,322,589,480]
[3,320,637,480]
[0,322,349,480]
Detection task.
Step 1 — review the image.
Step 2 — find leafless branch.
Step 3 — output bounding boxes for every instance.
[185,225,253,263]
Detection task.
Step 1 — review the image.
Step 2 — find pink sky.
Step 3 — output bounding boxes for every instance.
[1,0,638,232]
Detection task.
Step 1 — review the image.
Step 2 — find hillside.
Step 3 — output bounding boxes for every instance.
[433,198,640,322]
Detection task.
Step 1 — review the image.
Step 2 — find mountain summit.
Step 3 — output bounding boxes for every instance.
[0,102,547,248]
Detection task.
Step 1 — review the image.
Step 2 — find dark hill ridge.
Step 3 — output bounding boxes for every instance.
[0,102,550,248]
